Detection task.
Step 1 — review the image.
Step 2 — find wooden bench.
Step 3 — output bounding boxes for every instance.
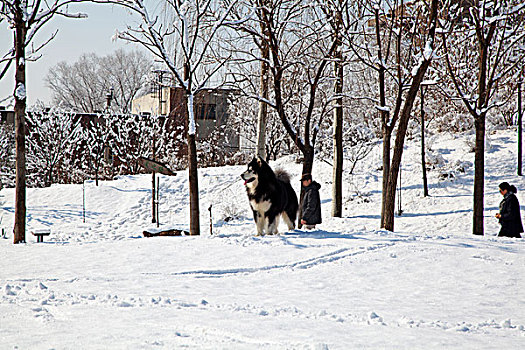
[32,229,51,243]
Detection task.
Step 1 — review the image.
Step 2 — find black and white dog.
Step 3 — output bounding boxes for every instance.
[241,156,298,235]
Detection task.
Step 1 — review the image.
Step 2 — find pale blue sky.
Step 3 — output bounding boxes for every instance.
[0,3,146,106]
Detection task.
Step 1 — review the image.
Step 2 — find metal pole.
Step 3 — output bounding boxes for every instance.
[208,205,213,235]
[518,81,522,176]
[156,176,160,228]
[152,135,156,223]
[82,180,86,223]
[397,165,403,216]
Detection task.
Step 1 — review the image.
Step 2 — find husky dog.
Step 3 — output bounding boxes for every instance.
[240,156,298,235]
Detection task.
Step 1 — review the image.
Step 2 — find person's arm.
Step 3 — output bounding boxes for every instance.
[500,196,518,222]
[302,191,314,221]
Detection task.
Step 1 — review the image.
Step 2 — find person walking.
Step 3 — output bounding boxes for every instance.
[495,182,523,238]
[300,174,322,229]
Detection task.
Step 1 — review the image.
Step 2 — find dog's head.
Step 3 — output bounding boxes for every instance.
[241,156,264,188]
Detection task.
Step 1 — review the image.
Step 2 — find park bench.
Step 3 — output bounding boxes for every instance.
[32,229,51,243]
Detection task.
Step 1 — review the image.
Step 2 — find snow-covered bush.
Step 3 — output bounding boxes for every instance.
[454,160,472,173]
[435,112,473,133]
[26,105,82,187]
[464,133,492,153]
[0,123,15,188]
[425,149,446,169]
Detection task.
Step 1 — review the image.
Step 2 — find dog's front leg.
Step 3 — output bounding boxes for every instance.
[255,211,265,236]
[267,215,280,235]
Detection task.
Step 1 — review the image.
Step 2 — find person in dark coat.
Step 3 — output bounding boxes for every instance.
[300,173,322,229]
[495,182,523,238]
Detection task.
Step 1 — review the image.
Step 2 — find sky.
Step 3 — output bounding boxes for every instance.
[0,3,146,106]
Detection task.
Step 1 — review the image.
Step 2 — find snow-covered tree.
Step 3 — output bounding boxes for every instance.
[114,0,241,235]
[26,105,82,187]
[82,113,113,186]
[108,113,173,174]
[345,0,440,231]
[0,122,15,189]
[0,0,119,243]
[439,0,525,236]
[227,93,290,161]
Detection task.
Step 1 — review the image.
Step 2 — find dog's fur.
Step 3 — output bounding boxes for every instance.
[240,156,298,235]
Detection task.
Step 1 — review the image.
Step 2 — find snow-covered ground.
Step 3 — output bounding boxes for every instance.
[1,129,524,349]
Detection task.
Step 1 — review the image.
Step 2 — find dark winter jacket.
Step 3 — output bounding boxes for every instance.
[302,181,322,225]
[498,192,524,238]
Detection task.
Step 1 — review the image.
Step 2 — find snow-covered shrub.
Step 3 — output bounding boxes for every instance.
[0,123,15,188]
[464,133,492,153]
[438,171,455,181]
[220,202,245,222]
[198,125,247,167]
[345,175,372,204]
[26,105,82,187]
[435,112,473,133]
[454,160,472,173]
[425,149,446,169]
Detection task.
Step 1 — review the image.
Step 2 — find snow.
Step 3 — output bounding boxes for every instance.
[423,40,435,61]
[15,82,26,100]
[188,93,196,135]
[375,105,390,112]
[1,129,525,348]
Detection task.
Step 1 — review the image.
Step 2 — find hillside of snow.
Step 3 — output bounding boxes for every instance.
[1,129,524,349]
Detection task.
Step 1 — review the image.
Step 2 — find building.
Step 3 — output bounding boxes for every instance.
[132,87,239,148]
[0,106,14,125]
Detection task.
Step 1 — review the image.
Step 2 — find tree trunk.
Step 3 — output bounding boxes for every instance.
[383,62,434,231]
[473,114,485,235]
[380,128,391,228]
[331,34,343,218]
[187,131,200,235]
[421,86,428,197]
[375,5,390,228]
[185,63,200,235]
[13,1,27,244]
[472,33,490,236]
[256,10,270,160]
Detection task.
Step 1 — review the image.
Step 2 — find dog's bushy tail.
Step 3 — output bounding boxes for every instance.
[274,168,291,183]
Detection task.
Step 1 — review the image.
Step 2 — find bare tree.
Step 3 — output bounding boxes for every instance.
[46,49,152,113]
[115,0,240,235]
[1,0,115,244]
[319,0,357,217]
[440,0,525,235]
[345,0,439,231]
[253,0,271,160]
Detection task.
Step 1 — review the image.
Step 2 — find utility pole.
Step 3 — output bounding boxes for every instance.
[518,81,522,176]
[152,134,156,223]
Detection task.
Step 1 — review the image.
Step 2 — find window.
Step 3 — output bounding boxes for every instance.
[197,104,216,120]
